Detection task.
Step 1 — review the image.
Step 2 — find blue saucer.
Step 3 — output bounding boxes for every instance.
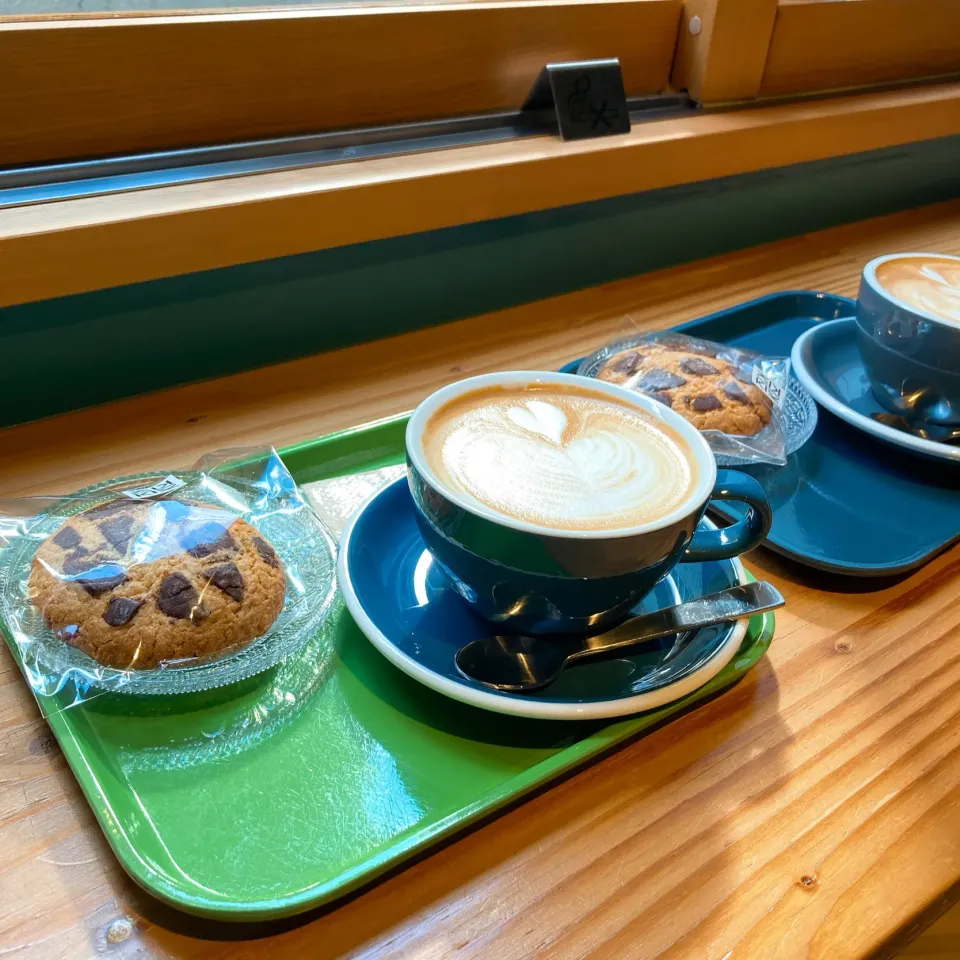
[792,318,960,464]
[337,478,749,720]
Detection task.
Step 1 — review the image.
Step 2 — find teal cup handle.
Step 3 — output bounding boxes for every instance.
[682,469,772,563]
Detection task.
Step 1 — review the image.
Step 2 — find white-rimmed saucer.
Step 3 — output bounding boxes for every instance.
[337,477,750,721]
[791,318,960,463]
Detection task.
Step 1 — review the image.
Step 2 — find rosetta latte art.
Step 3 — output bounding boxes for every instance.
[424,387,698,531]
[876,256,960,325]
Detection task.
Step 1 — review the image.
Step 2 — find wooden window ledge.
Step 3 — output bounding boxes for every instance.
[1,80,959,309]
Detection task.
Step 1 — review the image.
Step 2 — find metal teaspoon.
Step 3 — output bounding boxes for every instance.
[454,581,784,693]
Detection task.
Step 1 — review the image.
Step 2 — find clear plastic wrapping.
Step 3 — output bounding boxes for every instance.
[0,448,337,700]
[578,328,817,466]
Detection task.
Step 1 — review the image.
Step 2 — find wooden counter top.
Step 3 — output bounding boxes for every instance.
[2,200,960,959]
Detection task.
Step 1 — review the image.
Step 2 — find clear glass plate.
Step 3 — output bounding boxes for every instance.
[0,472,338,696]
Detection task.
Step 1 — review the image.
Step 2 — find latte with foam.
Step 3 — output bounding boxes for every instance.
[875,256,960,326]
[422,384,699,531]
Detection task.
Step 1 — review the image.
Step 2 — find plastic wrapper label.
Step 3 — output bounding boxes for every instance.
[0,448,338,705]
[120,474,187,500]
[751,360,790,409]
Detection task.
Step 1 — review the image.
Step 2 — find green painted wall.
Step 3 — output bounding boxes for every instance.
[2,135,959,427]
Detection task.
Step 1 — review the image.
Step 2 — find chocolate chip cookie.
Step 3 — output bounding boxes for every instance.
[597,344,773,435]
[28,499,286,670]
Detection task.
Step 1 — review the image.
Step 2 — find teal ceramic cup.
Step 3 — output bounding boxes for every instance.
[856,253,960,425]
[406,371,772,635]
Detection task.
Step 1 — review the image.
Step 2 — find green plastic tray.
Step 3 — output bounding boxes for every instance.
[1,414,775,921]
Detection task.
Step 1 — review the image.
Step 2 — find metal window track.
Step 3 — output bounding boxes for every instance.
[0,94,695,209]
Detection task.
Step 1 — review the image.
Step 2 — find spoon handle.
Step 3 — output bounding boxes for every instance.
[571,582,784,662]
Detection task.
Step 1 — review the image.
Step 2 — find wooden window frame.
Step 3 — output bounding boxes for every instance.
[1,0,682,167]
[2,80,959,308]
[675,0,960,105]
[760,0,960,99]
[3,0,958,164]
[2,0,960,309]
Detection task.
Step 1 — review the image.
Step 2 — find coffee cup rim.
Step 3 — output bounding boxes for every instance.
[863,252,960,328]
[405,370,718,540]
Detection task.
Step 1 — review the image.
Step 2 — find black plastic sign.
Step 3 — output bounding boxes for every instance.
[535,60,631,141]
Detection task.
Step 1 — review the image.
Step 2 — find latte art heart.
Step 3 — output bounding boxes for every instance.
[423,388,698,531]
[506,400,567,444]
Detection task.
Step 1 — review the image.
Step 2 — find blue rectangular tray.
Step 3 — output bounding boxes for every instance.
[564,291,960,576]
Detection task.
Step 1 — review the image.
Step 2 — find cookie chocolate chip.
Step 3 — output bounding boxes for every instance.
[157,572,206,622]
[77,570,129,597]
[688,395,723,413]
[252,536,280,569]
[61,548,93,576]
[99,514,136,552]
[183,523,237,559]
[720,379,749,404]
[636,369,687,392]
[52,526,81,550]
[103,597,143,626]
[611,351,640,376]
[204,562,244,602]
[679,357,720,377]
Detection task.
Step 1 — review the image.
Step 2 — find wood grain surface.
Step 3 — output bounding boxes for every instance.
[3,200,960,959]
